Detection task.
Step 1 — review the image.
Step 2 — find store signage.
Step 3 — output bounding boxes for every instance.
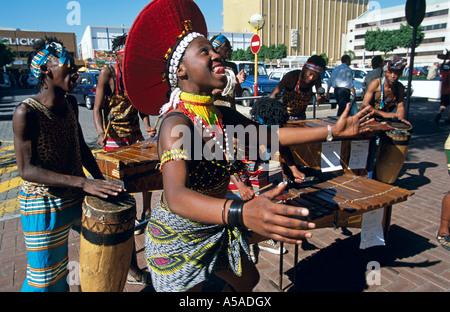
[0,37,42,46]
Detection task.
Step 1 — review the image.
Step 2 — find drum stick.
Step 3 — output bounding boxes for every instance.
[103,114,113,144]
[257,179,280,194]
[153,116,161,129]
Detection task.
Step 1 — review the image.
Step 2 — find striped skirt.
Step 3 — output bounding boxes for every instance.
[104,134,144,152]
[19,190,83,292]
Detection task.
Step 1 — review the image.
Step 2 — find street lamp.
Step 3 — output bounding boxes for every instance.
[248,14,265,99]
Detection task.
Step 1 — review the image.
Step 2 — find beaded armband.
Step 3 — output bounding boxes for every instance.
[159,149,190,172]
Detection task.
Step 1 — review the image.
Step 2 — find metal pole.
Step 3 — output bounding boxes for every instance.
[254,48,258,100]
[406,25,417,120]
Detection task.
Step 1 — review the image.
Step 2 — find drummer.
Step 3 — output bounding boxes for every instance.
[92,34,154,286]
[13,37,123,291]
[360,55,411,125]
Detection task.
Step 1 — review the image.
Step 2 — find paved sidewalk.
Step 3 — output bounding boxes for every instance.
[0,89,449,292]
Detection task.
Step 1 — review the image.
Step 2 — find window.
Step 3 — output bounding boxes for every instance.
[422,23,447,31]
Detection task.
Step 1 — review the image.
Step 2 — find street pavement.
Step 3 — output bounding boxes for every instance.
[0,87,449,293]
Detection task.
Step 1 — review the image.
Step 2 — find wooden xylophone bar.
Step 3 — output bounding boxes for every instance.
[271,174,414,291]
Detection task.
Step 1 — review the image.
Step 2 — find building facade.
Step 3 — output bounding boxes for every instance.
[79,25,130,60]
[0,28,78,72]
[344,0,449,67]
[223,0,369,64]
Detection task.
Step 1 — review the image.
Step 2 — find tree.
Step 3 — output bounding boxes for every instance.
[377,29,398,56]
[364,28,397,56]
[0,41,16,68]
[364,29,379,54]
[274,44,287,60]
[396,24,425,57]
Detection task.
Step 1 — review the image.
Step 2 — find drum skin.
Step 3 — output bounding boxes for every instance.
[375,121,412,184]
[79,195,136,292]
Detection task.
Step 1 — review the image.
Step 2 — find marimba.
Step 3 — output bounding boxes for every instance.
[95,139,163,193]
[283,118,394,176]
[271,173,414,291]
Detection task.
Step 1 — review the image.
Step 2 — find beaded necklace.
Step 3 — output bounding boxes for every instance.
[178,92,231,157]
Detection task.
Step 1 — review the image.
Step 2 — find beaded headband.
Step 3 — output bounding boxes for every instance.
[212,34,227,48]
[30,41,71,78]
[114,44,125,54]
[304,62,324,73]
[166,31,204,89]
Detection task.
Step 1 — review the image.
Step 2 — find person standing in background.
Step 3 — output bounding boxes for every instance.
[326,55,356,116]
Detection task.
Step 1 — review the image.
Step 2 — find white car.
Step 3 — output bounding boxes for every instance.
[351,68,372,84]
[267,68,298,82]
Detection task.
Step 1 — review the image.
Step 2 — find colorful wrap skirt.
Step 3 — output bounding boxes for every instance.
[145,195,251,292]
[19,190,83,292]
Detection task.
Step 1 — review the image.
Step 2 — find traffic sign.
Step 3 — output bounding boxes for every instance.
[405,0,426,27]
[251,34,261,54]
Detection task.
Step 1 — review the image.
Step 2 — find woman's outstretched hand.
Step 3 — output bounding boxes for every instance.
[333,103,374,138]
[242,182,315,245]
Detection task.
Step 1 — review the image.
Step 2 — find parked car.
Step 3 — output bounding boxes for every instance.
[0,72,11,89]
[322,69,364,102]
[352,68,372,83]
[19,73,38,88]
[70,71,99,110]
[232,62,279,107]
[267,67,296,82]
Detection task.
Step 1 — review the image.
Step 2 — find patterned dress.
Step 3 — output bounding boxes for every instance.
[19,97,85,292]
[145,112,250,292]
[103,66,143,151]
[282,70,314,120]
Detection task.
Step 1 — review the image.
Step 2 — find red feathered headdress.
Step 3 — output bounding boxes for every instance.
[123,0,208,115]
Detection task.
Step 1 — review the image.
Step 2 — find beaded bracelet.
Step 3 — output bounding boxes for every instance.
[227,199,245,228]
[159,149,190,172]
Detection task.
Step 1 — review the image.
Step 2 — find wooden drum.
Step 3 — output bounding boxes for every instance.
[79,194,136,292]
[375,121,413,184]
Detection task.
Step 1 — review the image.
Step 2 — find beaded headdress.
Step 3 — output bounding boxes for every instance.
[123,0,208,116]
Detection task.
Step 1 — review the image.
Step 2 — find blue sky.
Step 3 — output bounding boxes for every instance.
[1,0,407,44]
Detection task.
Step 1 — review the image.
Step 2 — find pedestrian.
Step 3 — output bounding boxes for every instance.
[434,50,450,124]
[427,62,440,80]
[92,34,154,285]
[360,55,410,125]
[363,55,384,93]
[13,37,123,292]
[326,54,356,116]
[270,55,326,119]
[123,0,373,292]
[210,34,246,109]
[436,133,450,251]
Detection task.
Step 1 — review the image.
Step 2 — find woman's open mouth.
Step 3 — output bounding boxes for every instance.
[212,65,225,75]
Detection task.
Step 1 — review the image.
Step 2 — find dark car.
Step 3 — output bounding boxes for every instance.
[233,62,279,107]
[71,71,99,110]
